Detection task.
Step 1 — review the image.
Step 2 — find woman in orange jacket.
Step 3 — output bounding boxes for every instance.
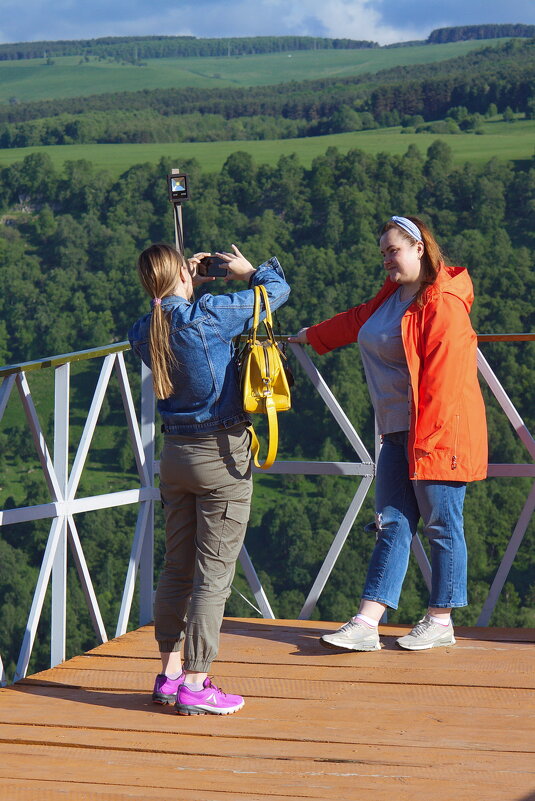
[289,215,487,651]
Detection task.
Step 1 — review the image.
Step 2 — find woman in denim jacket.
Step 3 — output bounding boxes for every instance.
[129,243,289,715]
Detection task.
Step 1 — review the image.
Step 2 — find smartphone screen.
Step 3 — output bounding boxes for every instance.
[198,256,228,277]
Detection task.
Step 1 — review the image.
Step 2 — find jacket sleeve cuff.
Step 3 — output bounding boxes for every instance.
[306,324,331,355]
[250,256,284,286]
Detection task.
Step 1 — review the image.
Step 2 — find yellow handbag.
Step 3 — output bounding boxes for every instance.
[240,284,292,469]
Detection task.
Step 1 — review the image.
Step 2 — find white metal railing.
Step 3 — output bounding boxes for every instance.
[0,334,533,684]
[475,336,535,625]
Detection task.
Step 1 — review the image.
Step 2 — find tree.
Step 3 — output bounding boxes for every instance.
[1,142,534,679]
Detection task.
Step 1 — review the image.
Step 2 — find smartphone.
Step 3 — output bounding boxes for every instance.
[198,255,228,278]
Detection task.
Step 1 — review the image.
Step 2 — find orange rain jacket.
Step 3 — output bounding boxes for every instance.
[306,265,488,483]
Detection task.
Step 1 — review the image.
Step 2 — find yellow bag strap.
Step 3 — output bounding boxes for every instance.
[249,396,278,470]
[250,285,261,338]
[248,284,279,470]
[251,284,275,342]
[256,284,273,329]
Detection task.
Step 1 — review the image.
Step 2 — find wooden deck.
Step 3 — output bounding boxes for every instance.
[1,618,534,801]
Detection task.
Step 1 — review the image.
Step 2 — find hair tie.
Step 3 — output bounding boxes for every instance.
[151,297,162,308]
[390,216,423,242]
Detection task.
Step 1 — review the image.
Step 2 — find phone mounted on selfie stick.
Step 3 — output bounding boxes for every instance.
[167,169,190,255]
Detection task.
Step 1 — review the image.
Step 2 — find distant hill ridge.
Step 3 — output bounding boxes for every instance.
[428,24,535,43]
[0,25,533,62]
[0,37,532,128]
[0,35,378,61]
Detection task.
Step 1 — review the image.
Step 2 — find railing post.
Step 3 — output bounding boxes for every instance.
[139,362,155,626]
[477,483,535,626]
[51,363,69,667]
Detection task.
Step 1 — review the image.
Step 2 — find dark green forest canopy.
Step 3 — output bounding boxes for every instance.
[428,24,535,43]
[0,35,379,62]
[0,144,534,680]
[1,144,533,367]
[0,38,532,150]
[0,24,532,62]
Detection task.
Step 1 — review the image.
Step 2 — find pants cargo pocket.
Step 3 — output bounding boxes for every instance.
[218,500,251,560]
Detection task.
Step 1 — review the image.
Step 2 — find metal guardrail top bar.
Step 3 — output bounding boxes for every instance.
[0,342,131,377]
[476,334,535,342]
[0,334,533,377]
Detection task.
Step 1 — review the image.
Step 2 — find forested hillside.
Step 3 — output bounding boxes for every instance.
[0,35,378,62]
[0,38,532,147]
[0,141,533,678]
[428,24,535,43]
[0,24,532,62]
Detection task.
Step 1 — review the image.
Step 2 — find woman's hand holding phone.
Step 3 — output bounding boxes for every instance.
[217,245,256,281]
[189,252,216,286]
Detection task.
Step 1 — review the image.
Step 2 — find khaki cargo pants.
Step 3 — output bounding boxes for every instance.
[154,423,252,672]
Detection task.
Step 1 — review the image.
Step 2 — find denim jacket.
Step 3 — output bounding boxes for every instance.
[128,257,290,433]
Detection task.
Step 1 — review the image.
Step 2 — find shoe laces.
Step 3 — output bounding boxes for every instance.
[340,618,365,633]
[205,678,225,696]
[410,617,433,636]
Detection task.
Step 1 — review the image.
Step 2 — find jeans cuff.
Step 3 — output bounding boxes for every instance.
[430,601,467,608]
[361,594,398,610]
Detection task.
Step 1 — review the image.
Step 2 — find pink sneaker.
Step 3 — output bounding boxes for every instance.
[152,672,185,705]
[175,678,244,716]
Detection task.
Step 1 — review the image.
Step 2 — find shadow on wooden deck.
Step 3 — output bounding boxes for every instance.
[1,618,534,800]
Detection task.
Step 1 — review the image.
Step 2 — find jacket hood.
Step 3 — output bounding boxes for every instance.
[378,264,475,313]
[431,264,474,312]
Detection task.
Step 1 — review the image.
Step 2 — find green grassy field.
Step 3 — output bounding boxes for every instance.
[0,39,509,103]
[1,119,533,177]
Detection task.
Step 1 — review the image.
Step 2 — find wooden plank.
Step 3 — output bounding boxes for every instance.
[1,686,533,752]
[84,619,535,652]
[0,743,534,801]
[13,661,535,709]
[0,779,304,801]
[2,620,534,801]
[1,722,533,771]
[223,618,535,642]
[24,648,535,691]
[84,620,535,659]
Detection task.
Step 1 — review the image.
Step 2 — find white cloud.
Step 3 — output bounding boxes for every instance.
[0,0,426,45]
[0,0,532,45]
[158,1,425,45]
[279,0,424,44]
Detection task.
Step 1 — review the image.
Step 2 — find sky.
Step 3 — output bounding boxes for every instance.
[0,0,533,46]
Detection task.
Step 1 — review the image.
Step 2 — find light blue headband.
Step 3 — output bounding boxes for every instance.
[390,216,423,242]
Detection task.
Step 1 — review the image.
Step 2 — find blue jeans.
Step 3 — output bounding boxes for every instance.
[362,431,467,610]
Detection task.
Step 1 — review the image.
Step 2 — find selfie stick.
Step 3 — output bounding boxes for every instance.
[173,202,184,255]
[169,167,186,255]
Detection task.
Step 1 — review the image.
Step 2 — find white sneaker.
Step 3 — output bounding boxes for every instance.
[320,618,381,651]
[396,615,455,650]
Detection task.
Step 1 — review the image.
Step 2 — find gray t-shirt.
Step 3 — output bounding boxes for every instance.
[357,288,414,435]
